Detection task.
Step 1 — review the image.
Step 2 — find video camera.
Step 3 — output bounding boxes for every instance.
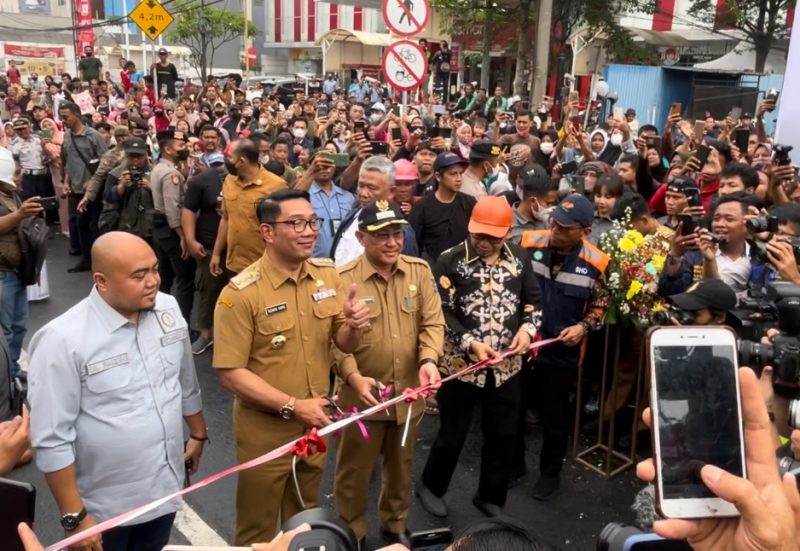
[597,523,691,551]
[748,214,800,267]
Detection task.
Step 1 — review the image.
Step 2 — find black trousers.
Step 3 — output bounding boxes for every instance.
[422,370,521,506]
[67,193,100,265]
[102,512,176,551]
[153,230,196,323]
[537,361,579,476]
[20,173,57,224]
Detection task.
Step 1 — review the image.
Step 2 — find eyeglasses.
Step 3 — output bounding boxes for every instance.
[471,233,504,245]
[273,218,323,233]
[370,229,405,242]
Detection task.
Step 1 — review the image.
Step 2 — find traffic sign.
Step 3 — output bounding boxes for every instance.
[382,0,430,37]
[129,0,174,41]
[382,40,427,92]
[246,47,257,64]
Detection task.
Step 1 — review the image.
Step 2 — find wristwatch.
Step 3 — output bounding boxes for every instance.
[279,396,296,420]
[60,507,87,531]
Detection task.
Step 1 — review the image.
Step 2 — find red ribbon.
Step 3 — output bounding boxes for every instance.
[290,428,327,457]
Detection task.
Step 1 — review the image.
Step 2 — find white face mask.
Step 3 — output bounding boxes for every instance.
[293,128,307,139]
[370,113,383,124]
[259,117,268,126]
[610,133,623,147]
[540,142,554,155]
[532,199,554,222]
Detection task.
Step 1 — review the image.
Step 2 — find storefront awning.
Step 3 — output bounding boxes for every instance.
[317,29,392,48]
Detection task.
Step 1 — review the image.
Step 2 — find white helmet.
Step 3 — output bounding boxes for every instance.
[0,147,15,188]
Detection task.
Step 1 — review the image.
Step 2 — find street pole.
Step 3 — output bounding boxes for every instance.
[244,0,250,83]
[531,0,552,106]
[152,40,159,101]
[480,0,492,92]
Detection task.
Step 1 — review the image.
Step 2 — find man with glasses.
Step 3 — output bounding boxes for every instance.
[213,188,371,544]
[418,196,541,519]
[333,199,445,548]
[520,194,609,501]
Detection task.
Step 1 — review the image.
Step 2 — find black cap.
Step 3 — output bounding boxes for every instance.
[666,176,696,195]
[516,164,549,190]
[124,137,148,155]
[158,47,168,55]
[742,112,753,119]
[128,116,149,131]
[357,200,408,232]
[156,129,188,143]
[670,279,737,312]
[469,140,502,161]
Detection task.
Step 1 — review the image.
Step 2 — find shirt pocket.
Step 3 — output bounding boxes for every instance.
[83,357,136,417]
[159,336,185,393]
[360,299,383,344]
[256,311,297,356]
[311,298,339,344]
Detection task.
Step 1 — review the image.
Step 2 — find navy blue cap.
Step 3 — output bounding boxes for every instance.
[551,194,594,228]
[433,152,468,172]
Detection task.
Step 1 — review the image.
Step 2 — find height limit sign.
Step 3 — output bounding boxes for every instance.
[382,0,430,36]
[382,40,427,92]
[130,0,174,40]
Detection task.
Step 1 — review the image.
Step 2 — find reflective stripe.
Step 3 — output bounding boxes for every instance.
[554,271,594,288]
[521,230,550,249]
[531,260,550,278]
[579,241,610,272]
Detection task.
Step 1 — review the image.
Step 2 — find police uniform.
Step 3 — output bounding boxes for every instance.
[213,254,347,545]
[9,120,56,223]
[86,127,129,203]
[333,201,445,541]
[151,130,196,323]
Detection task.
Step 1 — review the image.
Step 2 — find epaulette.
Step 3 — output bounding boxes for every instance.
[308,257,335,268]
[402,255,430,266]
[229,264,261,290]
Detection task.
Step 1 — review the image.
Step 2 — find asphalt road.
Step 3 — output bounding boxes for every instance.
[12,235,647,550]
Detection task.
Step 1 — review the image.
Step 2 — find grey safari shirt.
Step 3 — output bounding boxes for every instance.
[28,288,202,524]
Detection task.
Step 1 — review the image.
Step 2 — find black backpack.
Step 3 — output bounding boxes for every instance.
[17,214,48,286]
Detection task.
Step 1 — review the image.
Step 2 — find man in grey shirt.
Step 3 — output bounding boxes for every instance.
[28,232,207,550]
[59,101,107,273]
[510,165,557,244]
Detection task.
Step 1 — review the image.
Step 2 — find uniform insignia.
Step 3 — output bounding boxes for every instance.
[308,258,334,267]
[218,297,234,308]
[687,282,700,293]
[376,200,390,211]
[438,276,451,289]
[102,159,109,166]
[229,266,261,290]
[409,284,417,295]
[171,175,180,185]
[315,279,325,287]
[271,335,287,349]
[313,288,337,302]
[265,303,287,316]
[533,251,543,261]
[156,309,178,333]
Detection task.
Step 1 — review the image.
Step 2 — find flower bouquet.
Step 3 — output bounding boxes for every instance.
[598,218,670,327]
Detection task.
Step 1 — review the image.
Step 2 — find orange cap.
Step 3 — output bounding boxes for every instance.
[468,196,513,238]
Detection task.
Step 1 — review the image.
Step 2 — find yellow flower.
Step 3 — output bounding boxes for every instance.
[652,302,665,313]
[626,280,643,300]
[652,255,666,271]
[625,229,645,246]
[619,238,636,253]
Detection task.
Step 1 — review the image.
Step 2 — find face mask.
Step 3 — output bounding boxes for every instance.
[155,110,164,116]
[370,113,383,124]
[225,159,238,176]
[540,142,554,155]
[486,162,500,177]
[259,154,270,165]
[176,149,190,161]
[259,117,269,126]
[535,205,554,223]
[293,128,307,139]
[214,110,225,116]
[610,133,623,147]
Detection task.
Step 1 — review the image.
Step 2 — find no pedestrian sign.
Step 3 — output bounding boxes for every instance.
[382,0,430,37]
[130,0,175,41]
[382,40,427,92]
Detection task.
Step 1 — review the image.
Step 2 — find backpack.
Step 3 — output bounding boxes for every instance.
[17,214,48,286]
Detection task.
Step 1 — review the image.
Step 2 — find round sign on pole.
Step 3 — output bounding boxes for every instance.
[382,40,427,92]
[246,47,257,63]
[382,0,430,37]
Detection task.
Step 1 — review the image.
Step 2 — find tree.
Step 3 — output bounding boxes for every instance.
[687,0,794,73]
[168,0,257,81]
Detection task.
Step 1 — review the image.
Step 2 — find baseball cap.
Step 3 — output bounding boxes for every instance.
[371,102,386,113]
[666,175,695,195]
[468,196,513,238]
[206,152,225,166]
[742,112,753,119]
[158,48,168,55]
[124,137,148,155]
[551,194,594,228]
[12,118,29,129]
[433,152,468,173]
[156,129,188,143]
[358,200,408,232]
[669,279,737,312]
[469,140,501,162]
[394,159,418,181]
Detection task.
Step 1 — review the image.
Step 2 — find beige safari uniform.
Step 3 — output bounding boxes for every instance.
[150,158,185,230]
[213,255,345,545]
[220,167,286,273]
[333,254,445,540]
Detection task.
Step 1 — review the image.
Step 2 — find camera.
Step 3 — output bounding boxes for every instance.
[775,144,793,167]
[128,168,143,185]
[597,522,691,551]
[747,215,779,234]
[652,305,696,326]
[282,508,358,551]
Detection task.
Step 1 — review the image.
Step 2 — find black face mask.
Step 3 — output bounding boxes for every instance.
[85,52,92,57]
[214,110,225,116]
[155,110,164,116]
[225,159,238,176]
[176,149,190,161]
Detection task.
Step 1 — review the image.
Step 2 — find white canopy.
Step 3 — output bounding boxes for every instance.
[694,41,786,74]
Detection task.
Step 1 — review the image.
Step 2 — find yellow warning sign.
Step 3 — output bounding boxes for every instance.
[129,0,174,41]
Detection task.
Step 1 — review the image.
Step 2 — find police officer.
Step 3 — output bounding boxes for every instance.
[8,118,56,223]
[213,188,370,545]
[334,200,445,548]
[151,129,196,323]
[520,194,609,501]
[105,137,154,238]
[28,231,206,550]
[79,125,130,214]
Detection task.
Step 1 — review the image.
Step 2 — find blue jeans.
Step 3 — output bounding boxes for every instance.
[0,271,28,378]
[102,512,176,551]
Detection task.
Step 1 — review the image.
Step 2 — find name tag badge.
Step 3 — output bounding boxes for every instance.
[161,327,189,347]
[312,288,337,302]
[361,296,375,303]
[156,309,179,333]
[265,303,288,316]
[86,353,129,376]
[332,219,342,233]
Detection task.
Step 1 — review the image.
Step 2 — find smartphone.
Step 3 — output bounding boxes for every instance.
[353,120,366,134]
[670,103,682,117]
[431,104,446,115]
[645,135,663,150]
[391,126,402,142]
[561,160,578,175]
[729,107,742,121]
[321,152,350,168]
[436,126,452,139]
[410,528,454,551]
[571,174,586,195]
[685,186,702,208]
[317,105,328,117]
[38,129,52,139]
[766,88,780,103]
[570,114,582,129]
[694,145,711,166]
[733,128,749,152]
[0,478,36,551]
[693,120,706,141]
[675,213,696,235]
[649,326,745,519]
[36,196,58,210]
[369,141,389,156]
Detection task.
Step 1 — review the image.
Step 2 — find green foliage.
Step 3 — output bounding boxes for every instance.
[168,0,257,79]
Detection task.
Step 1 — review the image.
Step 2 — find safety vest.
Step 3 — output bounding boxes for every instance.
[521,230,609,368]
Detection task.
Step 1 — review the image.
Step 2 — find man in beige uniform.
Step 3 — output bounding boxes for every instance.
[334,200,445,548]
[210,139,286,277]
[213,188,370,545]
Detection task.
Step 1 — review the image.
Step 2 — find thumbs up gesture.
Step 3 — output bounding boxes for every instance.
[343,283,371,330]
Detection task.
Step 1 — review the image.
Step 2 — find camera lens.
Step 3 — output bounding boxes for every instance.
[597,522,643,551]
[739,340,773,369]
[790,400,800,429]
[778,456,800,477]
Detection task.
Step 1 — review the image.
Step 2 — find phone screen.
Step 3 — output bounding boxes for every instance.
[676,213,695,235]
[652,340,743,499]
[391,127,402,142]
[0,478,35,551]
[729,107,742,121]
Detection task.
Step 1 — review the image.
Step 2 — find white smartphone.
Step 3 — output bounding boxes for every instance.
[648,325,745,519]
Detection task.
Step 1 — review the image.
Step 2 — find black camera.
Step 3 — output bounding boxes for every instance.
[128,168,143,185]
[775,144,794,167]
[282,508,358,551]
[597,523,691,551]
[747,215,779,234]
[652,305,696,326]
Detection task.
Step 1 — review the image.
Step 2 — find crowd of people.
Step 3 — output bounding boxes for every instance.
[1,45,800,551]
